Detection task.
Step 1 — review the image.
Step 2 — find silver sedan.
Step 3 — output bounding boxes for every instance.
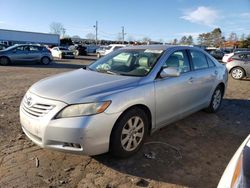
[20,45,228,158]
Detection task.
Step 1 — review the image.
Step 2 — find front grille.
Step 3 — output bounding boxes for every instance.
[22,95,55,118]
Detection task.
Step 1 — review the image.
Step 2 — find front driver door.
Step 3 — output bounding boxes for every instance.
[154,50,196,128]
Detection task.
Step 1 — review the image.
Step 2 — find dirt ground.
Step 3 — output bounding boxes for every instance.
[0,57,250,188]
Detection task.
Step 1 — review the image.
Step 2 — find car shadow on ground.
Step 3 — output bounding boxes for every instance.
[93,98,250,187]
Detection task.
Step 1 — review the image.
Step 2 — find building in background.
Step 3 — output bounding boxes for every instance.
[0,29,60,46]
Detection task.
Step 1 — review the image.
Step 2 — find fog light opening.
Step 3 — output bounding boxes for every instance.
[63,142,81,149]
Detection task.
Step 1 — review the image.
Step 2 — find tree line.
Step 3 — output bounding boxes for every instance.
[49,22,250,48]
[172,28,250,48]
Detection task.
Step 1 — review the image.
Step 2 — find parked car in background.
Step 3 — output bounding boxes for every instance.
[222,48,250,63]
[20,45,227,158]
[225,51,250,79]
[222,52,234,63]
[0,44,8,50]
[68,45,87,56]
[0,44,52,65]
[85,45,99,53]
[96,44,126,58]
[218,134,250,188]
[209,50,225,60]
[51,46,74,59]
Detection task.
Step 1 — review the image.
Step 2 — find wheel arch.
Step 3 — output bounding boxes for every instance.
[229,66,246,74]
[217,82,225,97]
[111,104,152,136]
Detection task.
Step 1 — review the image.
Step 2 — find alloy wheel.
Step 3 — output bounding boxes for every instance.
[232,68,243,79]
[120,116,144,151]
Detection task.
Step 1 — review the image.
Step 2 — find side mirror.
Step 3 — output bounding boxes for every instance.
[160,67,180,78]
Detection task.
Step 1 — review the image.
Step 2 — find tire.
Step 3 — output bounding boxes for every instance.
[110,108,149,158]
[0,57,10,66]
[97,53,101,58]
[205,86,223,113]
[41,57,51,65]
[59,54,63,59]
[231,67,245,80]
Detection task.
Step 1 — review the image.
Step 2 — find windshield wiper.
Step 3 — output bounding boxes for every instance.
[106,70,119,75]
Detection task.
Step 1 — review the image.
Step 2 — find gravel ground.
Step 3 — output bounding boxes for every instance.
[0,57,250,188]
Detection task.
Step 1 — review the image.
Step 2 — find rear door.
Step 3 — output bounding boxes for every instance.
[243,53,250,76]
[28,46,41,61]
[187,50,217,108]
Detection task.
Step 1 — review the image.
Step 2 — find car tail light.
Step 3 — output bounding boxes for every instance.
[227,58,233,63]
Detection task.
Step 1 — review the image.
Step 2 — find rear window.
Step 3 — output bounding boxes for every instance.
[190,50,209,70]
[206,57,215,67]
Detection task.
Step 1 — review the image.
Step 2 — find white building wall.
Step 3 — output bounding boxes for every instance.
[0,29,60,45]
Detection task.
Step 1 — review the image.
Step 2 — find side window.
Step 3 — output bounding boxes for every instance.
[206,57,215,67]
[163,50,190,73]
[16,46,24,51]
[190,50,209,70]
[29,46,39,51]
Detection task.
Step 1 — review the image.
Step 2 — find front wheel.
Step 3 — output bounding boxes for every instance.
[231,67,245,80]
[110,108,149,158]
[205,86,223,113]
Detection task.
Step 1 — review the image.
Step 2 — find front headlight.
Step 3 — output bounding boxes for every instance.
[56,101,111,118]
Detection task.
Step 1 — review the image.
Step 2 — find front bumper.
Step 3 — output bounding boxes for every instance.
[62,54,75,58]
[20,92,121,155]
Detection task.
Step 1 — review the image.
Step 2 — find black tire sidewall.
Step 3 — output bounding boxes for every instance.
[110,108,149,158]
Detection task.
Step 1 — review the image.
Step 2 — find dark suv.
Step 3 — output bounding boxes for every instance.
[0,44,53,65]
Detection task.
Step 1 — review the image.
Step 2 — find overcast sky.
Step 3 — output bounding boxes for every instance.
[0,0,249,42]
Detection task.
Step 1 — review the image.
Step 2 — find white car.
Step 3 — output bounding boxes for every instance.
[222,52,234,63]
[218,134,250,188]
[51,46,74,59]
[97,44,126,58]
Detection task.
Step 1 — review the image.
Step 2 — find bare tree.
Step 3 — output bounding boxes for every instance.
[228,32,238,42]
[86,33,95,40]
[142,37,151,44]
[50,22,65,36]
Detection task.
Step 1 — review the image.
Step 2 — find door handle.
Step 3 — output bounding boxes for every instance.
[214,70,218,75]
[188,77,194,84]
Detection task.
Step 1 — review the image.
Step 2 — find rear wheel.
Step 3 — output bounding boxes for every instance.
[0,57,10,66]
[110,108,148,158]
[231,67,245,80]
[41,57,51,65]
[205,86,223,113]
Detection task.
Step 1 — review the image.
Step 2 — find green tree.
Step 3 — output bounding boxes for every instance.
[180,36,187,45]
[186,35,193,45]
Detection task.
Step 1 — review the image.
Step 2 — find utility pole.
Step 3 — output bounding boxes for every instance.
[122,26,125,44]
[93,21,98,45]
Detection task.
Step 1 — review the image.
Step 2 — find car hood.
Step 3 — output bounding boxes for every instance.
[30,69,141,104]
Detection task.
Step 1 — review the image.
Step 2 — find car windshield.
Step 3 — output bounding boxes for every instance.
[89,49,164,77]
[59,47,68,50]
